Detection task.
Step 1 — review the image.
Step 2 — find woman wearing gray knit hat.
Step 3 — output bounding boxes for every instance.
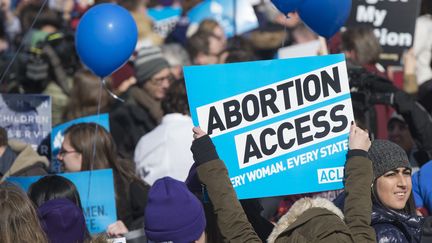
[110,46,173,160]
[369,139,427,243]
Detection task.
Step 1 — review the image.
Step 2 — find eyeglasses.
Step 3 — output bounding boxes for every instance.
[148,74,175,86]
[58,147,78,157]
[210,33,225,42]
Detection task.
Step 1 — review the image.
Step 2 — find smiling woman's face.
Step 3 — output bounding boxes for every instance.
[376,167,412,210]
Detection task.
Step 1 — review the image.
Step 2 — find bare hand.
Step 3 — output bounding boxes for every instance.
[192,126,206,140]
[107,220,128,237]
[348,122,371,151]
[403,48,416,75]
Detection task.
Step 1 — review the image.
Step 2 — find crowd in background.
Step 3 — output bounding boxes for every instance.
[1,0,432,242]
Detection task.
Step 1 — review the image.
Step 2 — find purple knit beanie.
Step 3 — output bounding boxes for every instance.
[38,198,87,243]
[144,176,206,243]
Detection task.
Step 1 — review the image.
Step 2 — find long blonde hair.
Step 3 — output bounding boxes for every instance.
[0,182,47,243]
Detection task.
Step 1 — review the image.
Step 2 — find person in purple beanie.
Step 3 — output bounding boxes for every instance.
[145,176,206,242]
[37,198,87,243]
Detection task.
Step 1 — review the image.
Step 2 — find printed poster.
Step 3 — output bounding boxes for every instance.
[184,54,354,199]
[148,6,182,38]
[0,93,51,157]
[8,169,117,234]
[346,0,421,66]
[277,40,321,59]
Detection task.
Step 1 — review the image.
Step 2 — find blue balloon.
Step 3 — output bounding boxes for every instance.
[270,0,304,15]
[75,4,137,77]
[298,0,351,38]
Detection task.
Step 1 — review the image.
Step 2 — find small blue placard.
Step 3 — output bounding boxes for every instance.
[148,6,182,37]
[7,169,117,234]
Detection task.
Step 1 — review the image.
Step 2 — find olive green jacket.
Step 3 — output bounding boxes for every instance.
[197,155,376,243]
[268,155,376,243]
[197,159,262,243]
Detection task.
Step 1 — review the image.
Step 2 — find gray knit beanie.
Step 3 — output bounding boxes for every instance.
[134,46,170,85]
[368,139,410,179]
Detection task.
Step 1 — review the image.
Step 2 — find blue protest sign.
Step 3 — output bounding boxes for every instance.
[0,93,51,157]
[51,113,110,173]
[187,0,258,37]
[7,169,117,234]
[148,6,182,37]
[184,54,354,199]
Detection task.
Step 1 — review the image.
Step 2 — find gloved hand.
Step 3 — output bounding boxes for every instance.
[190,127,219,166]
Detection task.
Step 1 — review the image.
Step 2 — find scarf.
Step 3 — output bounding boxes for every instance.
[129,86,164,123]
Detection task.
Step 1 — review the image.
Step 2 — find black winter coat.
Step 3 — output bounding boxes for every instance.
[371,204,424,243]
[110,102,157,160]
[392,91,432,166]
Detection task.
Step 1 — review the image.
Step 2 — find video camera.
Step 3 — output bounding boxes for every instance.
[347,64,397,109]
[5,31,79,93]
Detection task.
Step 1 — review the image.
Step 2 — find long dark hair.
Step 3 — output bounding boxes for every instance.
[28,176,91,240]
[64,123,137,180]
[28,175,83,209]
[371,177,417,215]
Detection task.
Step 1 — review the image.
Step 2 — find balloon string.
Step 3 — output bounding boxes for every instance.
[0,0,49,87]
[103,78,124,103]
[86,78,103,208]
[92,79,103,171]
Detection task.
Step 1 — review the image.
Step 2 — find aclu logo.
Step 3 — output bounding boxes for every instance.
[317,167,344,184]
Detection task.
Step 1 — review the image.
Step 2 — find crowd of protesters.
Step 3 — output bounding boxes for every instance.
[1,0,432,242]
